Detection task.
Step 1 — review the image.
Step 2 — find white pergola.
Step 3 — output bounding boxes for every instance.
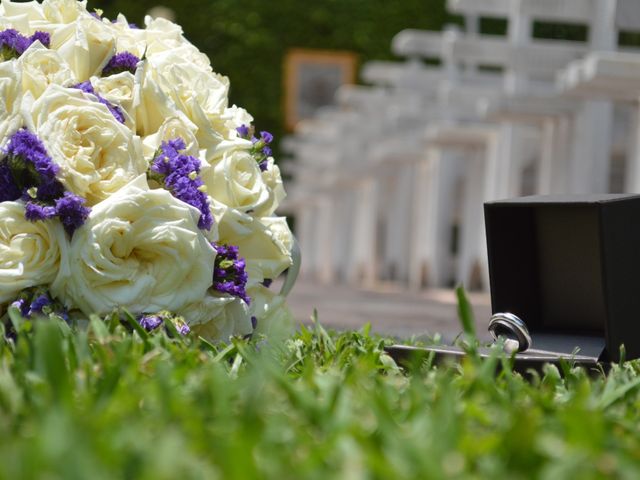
[286,0,640,294]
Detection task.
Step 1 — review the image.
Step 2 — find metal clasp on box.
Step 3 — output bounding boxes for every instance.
[488,313,532,353]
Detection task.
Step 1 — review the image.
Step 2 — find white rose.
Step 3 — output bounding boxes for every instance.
[221,106,254,140]
[91,71,136,126]
[19,42,76,100]
[213,202,293,284]
[180,293,252,342]
[141,114,200,161]
[53,14,115,81]
[143,16,209,70]
[202,145,274,215]
[106,14,147,58]
[259,157,286,215]
[42,0,87,25]
[143,46,229,148]
[26,84,146,205]
[247,284,294,334]
[51,176,217,315]
[133,59,181,137]
[1,0,45,21]
[1,0,45,31]
[0,60,23,144]
[0,201,68,303]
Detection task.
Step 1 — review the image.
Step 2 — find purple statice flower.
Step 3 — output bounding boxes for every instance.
[177,322,190,336]
[211,243,250,304]
[10,288,68,321]
[5,128,64,202]
[5,128,59,183]
[260,131,273,144]
[55,192,90,236]
[25,202,56,221]
[29,31,50,48]
[0,29,50,59]
[0,163,21,202]
[237,124,275,172]
[0,29,30,57]
[28,294,51,316]
[138,314,163,332]
[3,128,90,235]
[10,298,29,318]
[102,52,140,76]
[236,124,250,138]
[149,138,213,231]
[72,81,126,124]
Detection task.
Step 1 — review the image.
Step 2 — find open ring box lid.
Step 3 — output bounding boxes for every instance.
[485,193,640,366]
[387,193,640,373]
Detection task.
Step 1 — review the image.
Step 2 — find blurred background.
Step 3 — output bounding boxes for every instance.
[94,0,640,339]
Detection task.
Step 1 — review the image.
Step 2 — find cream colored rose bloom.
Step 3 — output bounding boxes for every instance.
[53,14,115,81]
[143,16,209,70]
[141,114,200,161]
[0,0,47,33]
[26,84,146,205]
[106,14,147,58]
[220,105,254,140]
[213,201,293,284]
[91,71,136,126]
[134,60,180,137]
[19,42,76,100]
[248,284,294,334]
[51,176,217,315]
[180,293,252,342]
[202,145,274,215]
[259,157,286,215]
[143,46,229,148]
[42,0,87,24]
[0,201,67,303]
[0,60,23,143]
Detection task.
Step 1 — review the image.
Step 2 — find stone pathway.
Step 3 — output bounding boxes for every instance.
[285,278,493,342]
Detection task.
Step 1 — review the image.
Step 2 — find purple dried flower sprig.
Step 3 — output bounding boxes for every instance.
[73,81,126,124]
[211,243,250,305]
[1,128,90,235]
[149,138,213,231]
[9,287,69,322]
[0,28,50,59]
[136,311,190,336]
[102,51,140,76]
[236,124,274,171]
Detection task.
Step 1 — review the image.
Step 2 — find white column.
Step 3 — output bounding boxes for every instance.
[485,123,522,201]
[568,101,613,193]
[295,203,316,278]
[457,147,489,290]
[383,164,414,282]
[625,105,640,193]
[537,118,556,194]
[316,197,334,284]
[410,148,462,289]
[348,179,378,286]
[331,189,355,282]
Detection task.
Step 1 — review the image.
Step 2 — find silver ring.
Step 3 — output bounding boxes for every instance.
[488,312,532,353]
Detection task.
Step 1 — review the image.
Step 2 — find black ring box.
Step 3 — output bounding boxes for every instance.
[387,194,640,372]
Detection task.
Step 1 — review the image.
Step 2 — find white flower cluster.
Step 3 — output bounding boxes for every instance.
[0,0,294,341]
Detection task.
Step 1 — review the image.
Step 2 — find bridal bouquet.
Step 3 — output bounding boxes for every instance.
[0,0,295,341]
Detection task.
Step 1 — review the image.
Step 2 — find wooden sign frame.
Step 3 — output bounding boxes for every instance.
[283,49,357,131]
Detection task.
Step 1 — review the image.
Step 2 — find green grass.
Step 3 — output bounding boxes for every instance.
[1,309,640,479]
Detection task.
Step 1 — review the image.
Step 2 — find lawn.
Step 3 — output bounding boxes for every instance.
[1,305,640,479]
